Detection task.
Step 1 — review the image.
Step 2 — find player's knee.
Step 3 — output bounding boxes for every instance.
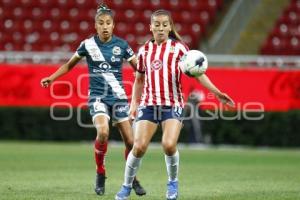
[162,140,177,155]
[96,128,109,143]
[132,143,147,157]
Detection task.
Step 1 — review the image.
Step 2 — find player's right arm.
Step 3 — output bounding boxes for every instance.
[40,54,81,88]
[129,47,146,118]
[129,72,145,118]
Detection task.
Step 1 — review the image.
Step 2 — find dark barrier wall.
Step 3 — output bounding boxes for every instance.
[1,64,300,111]
[0,107,299,147]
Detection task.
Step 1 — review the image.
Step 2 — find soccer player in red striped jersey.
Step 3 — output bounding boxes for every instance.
[115,10,234,200]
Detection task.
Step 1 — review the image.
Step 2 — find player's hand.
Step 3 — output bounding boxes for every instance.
[40,77,53,88]
[217,92,235,107]
[129,103,138,121]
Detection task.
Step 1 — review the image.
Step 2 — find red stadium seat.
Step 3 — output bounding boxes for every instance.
[131,0,149,10]
[179,23,202,47]
[115,22,133,36]
[39,20,57,33]
[271,23,291,38]
[21,0,37,8]
[288,36,300,54]
[134,22,148,36]
[0,32,13,44]
[74,0,95,9]
[149,0,169,10]
[3,19,16,33]
[11,43,23,51]
[10,7,24,19]
[0,42,5,50]
[38,0,56,8]
[192,11,211,27]
[111,0,150,10]
[124,9,143,23]
[261,36,289,55]
[141,10,152,23]
[1,0,22,8]
[289,24,300,37]
[168,0,188,11]
[106,0,127,10]
[12,32,25,43]
[57,0,77,9]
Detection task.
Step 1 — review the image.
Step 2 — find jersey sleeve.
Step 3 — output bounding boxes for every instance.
[178,41,189,55]
[136,48,145,73]
[124,42,136,61]
[75,41,87,58]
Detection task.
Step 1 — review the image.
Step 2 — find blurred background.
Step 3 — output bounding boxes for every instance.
[0,0,300,147]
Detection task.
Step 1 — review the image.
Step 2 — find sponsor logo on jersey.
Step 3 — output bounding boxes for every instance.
[94,62,111,72]
[151,59,163,70]
[112,46,121,55]
[111,56,121,62]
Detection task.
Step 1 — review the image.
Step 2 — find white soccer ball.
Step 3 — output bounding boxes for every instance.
[179,50,208,77]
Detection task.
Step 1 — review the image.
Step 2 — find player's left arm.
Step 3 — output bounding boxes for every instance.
[128,56,137,71]
[196,74,235,107]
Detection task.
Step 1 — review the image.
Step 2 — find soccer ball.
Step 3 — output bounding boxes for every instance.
[179,50,208,77]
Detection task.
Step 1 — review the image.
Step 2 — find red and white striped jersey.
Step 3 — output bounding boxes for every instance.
[136,38,189,107]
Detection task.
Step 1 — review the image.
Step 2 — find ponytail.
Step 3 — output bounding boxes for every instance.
[95,3,113,21]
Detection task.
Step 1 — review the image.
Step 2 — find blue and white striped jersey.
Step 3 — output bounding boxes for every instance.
[76,35,135,105]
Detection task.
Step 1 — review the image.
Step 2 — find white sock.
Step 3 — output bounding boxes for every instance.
[123,151,142,187]
[165,150,179,182]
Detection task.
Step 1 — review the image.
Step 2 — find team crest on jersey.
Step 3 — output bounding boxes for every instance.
[170,46,175,53]
[151,59,162,70]
[112,46,121,55]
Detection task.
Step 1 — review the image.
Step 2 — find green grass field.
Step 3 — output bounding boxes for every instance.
[0,142,300,200]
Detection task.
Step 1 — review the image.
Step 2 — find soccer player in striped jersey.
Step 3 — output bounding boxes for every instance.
[40,4,146,197]
[115,9,234,200]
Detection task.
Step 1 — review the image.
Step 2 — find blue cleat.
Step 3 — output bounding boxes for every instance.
[166,180,178,200]
[115,185,132,200]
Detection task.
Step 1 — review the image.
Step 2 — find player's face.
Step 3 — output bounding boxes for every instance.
[95,14,114,42]
[150,15,172,45]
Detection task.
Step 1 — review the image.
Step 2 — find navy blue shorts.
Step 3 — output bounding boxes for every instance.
[136,106,183,124]
[88,97,129,125]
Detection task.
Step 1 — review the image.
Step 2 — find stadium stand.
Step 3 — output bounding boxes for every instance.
[261,0,300,55]
[0,0,223,52]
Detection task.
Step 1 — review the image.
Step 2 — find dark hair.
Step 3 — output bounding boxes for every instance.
[151,9,182,41]
[95,3,113,21]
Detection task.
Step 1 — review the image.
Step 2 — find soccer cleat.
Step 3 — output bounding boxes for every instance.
[166,180,178,200]
[95,173,106,195]
[115,185,132,200]
[132,179,146,196]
